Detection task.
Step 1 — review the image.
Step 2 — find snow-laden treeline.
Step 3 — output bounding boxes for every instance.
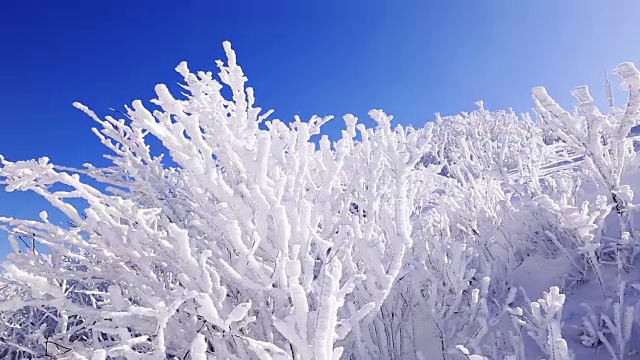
[0,42,639,359]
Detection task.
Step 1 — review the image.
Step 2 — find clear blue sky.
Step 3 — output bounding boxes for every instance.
[0,0,639,258]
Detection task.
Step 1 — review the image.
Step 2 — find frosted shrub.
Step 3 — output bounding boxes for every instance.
[534,65,640,271]
[508,286,572,360]
[428,102,553,185]
[577,282,635,360]
[0,42,437,359]
[0,41,639,360]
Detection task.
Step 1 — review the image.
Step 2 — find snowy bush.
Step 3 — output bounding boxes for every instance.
[0,42,640,359]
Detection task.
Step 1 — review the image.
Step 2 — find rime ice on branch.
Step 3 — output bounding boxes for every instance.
[1,42,640,360]
[0,42,436,359]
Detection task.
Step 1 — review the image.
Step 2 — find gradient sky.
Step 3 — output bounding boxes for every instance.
[0,0,639,258]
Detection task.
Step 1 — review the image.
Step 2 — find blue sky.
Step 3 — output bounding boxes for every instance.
[0,0,639,258]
